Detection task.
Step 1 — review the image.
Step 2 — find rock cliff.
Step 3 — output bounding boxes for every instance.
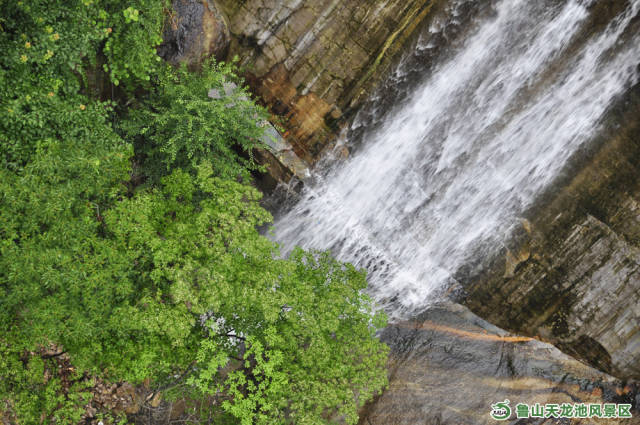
[462,83,640,380]
[216,0,437,163]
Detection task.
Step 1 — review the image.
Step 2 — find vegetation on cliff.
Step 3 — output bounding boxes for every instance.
[0,1,389,424]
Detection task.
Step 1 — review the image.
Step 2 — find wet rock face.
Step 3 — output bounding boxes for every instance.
[359,303,640,425]
[461,85,640,380]
[469,215,640,379]
[216,0,436,162]
[158,0,230,68]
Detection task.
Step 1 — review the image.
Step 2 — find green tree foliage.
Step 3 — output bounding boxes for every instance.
[0,343,95,424]
[0,0,107,169]
[105,164,389,424]
[120,62,269,184]
[0,0,167,170]
[101,0,167,86]
[0,0,389,423]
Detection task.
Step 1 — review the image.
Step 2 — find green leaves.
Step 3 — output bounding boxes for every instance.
[0,0,389,423]
[102,0,167,86]
[0,0,107,170]
[122,6,140,23]
[120,60,270,184]
[100,165,389,424]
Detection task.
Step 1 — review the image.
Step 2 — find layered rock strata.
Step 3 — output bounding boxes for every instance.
[216,0,437,163]
[462,85,640,380]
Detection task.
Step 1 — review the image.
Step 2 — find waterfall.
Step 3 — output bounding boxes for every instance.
[273,0,640,319]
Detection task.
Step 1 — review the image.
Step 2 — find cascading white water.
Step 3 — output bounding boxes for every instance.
[273,0,640,319]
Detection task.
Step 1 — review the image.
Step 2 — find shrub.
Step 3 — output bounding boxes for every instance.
[120,60,269,184]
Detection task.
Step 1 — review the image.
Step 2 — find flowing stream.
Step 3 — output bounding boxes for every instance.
[273,0,640,319]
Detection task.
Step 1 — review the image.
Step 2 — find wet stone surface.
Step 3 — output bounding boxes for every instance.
[360,302,639,425]
[158,0,230,68]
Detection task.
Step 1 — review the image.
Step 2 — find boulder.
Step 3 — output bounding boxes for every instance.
[158,0,230,68]
[360,302,639,425]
